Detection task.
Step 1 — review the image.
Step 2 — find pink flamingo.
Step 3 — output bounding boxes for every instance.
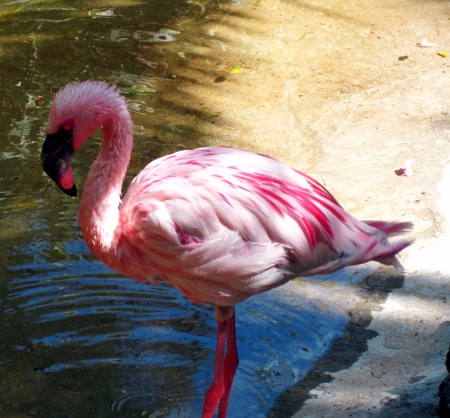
[41,81,413,418]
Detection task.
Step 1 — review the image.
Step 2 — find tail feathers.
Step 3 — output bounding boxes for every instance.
[364,220,413,237]
[373,239,414,271]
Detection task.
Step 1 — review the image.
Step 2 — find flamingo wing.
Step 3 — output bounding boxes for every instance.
[115,147,409,306]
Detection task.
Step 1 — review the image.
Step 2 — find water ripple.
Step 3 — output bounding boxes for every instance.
[0,235,356,417]
[111,388,199,418]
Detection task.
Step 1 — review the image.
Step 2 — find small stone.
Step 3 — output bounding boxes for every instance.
[214,76,226,83]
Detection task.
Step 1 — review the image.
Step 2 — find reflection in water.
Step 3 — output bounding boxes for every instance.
[0,1,359,417]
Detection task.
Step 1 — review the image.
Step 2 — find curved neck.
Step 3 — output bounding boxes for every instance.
[78,113,133,261]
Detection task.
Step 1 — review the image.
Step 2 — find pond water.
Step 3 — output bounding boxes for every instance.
[0,1,371,417]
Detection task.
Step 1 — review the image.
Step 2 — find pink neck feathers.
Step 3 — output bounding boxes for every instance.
[77,88,133,261]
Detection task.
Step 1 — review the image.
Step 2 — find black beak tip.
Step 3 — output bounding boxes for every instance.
[63,184,77,197]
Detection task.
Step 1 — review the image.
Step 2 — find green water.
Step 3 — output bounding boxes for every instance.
[0,1,350,417]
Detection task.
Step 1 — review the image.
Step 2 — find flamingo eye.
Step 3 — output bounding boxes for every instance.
[63,124,71,131]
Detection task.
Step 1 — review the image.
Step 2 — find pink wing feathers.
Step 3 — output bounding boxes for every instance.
[115,147,411,306]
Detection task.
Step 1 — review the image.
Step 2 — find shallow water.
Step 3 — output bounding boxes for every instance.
[0,1,366,416]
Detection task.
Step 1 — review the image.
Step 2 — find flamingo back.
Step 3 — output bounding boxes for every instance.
[113,147,411,306]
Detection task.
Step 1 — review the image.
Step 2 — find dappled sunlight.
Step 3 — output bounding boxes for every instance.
[0,0,449,417]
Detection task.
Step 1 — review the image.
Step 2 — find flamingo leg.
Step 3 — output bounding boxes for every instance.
[201,319,227,418]
[218,310,239,418]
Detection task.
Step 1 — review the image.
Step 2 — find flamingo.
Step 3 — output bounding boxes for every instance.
[41,81,413,418]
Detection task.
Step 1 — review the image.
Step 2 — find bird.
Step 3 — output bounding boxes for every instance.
[41,80,413,418]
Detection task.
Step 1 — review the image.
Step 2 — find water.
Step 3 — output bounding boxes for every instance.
[2,244,353,417]
[0,1,369,416]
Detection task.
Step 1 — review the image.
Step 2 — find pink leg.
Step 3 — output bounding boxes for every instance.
[201,319,227,418]
[218,310,239,418]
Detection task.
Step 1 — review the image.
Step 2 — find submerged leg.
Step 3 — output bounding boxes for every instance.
[201,319,227,418]
[218,309,239,418]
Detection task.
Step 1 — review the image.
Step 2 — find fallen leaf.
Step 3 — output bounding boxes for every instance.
[230,65,242,74]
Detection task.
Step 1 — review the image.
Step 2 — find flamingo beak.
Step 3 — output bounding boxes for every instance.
[41,129,77,197]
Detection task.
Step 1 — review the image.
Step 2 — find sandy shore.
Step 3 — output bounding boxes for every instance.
[162,0,450,416]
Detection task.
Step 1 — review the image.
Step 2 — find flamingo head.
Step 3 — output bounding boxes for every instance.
[41,81,128,197]
[41,122,77,196]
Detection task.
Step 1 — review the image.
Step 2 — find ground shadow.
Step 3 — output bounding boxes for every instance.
[269,269,404,416]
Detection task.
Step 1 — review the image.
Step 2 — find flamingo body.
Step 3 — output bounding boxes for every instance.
[115,146,409,307]
[41,81,413,418]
